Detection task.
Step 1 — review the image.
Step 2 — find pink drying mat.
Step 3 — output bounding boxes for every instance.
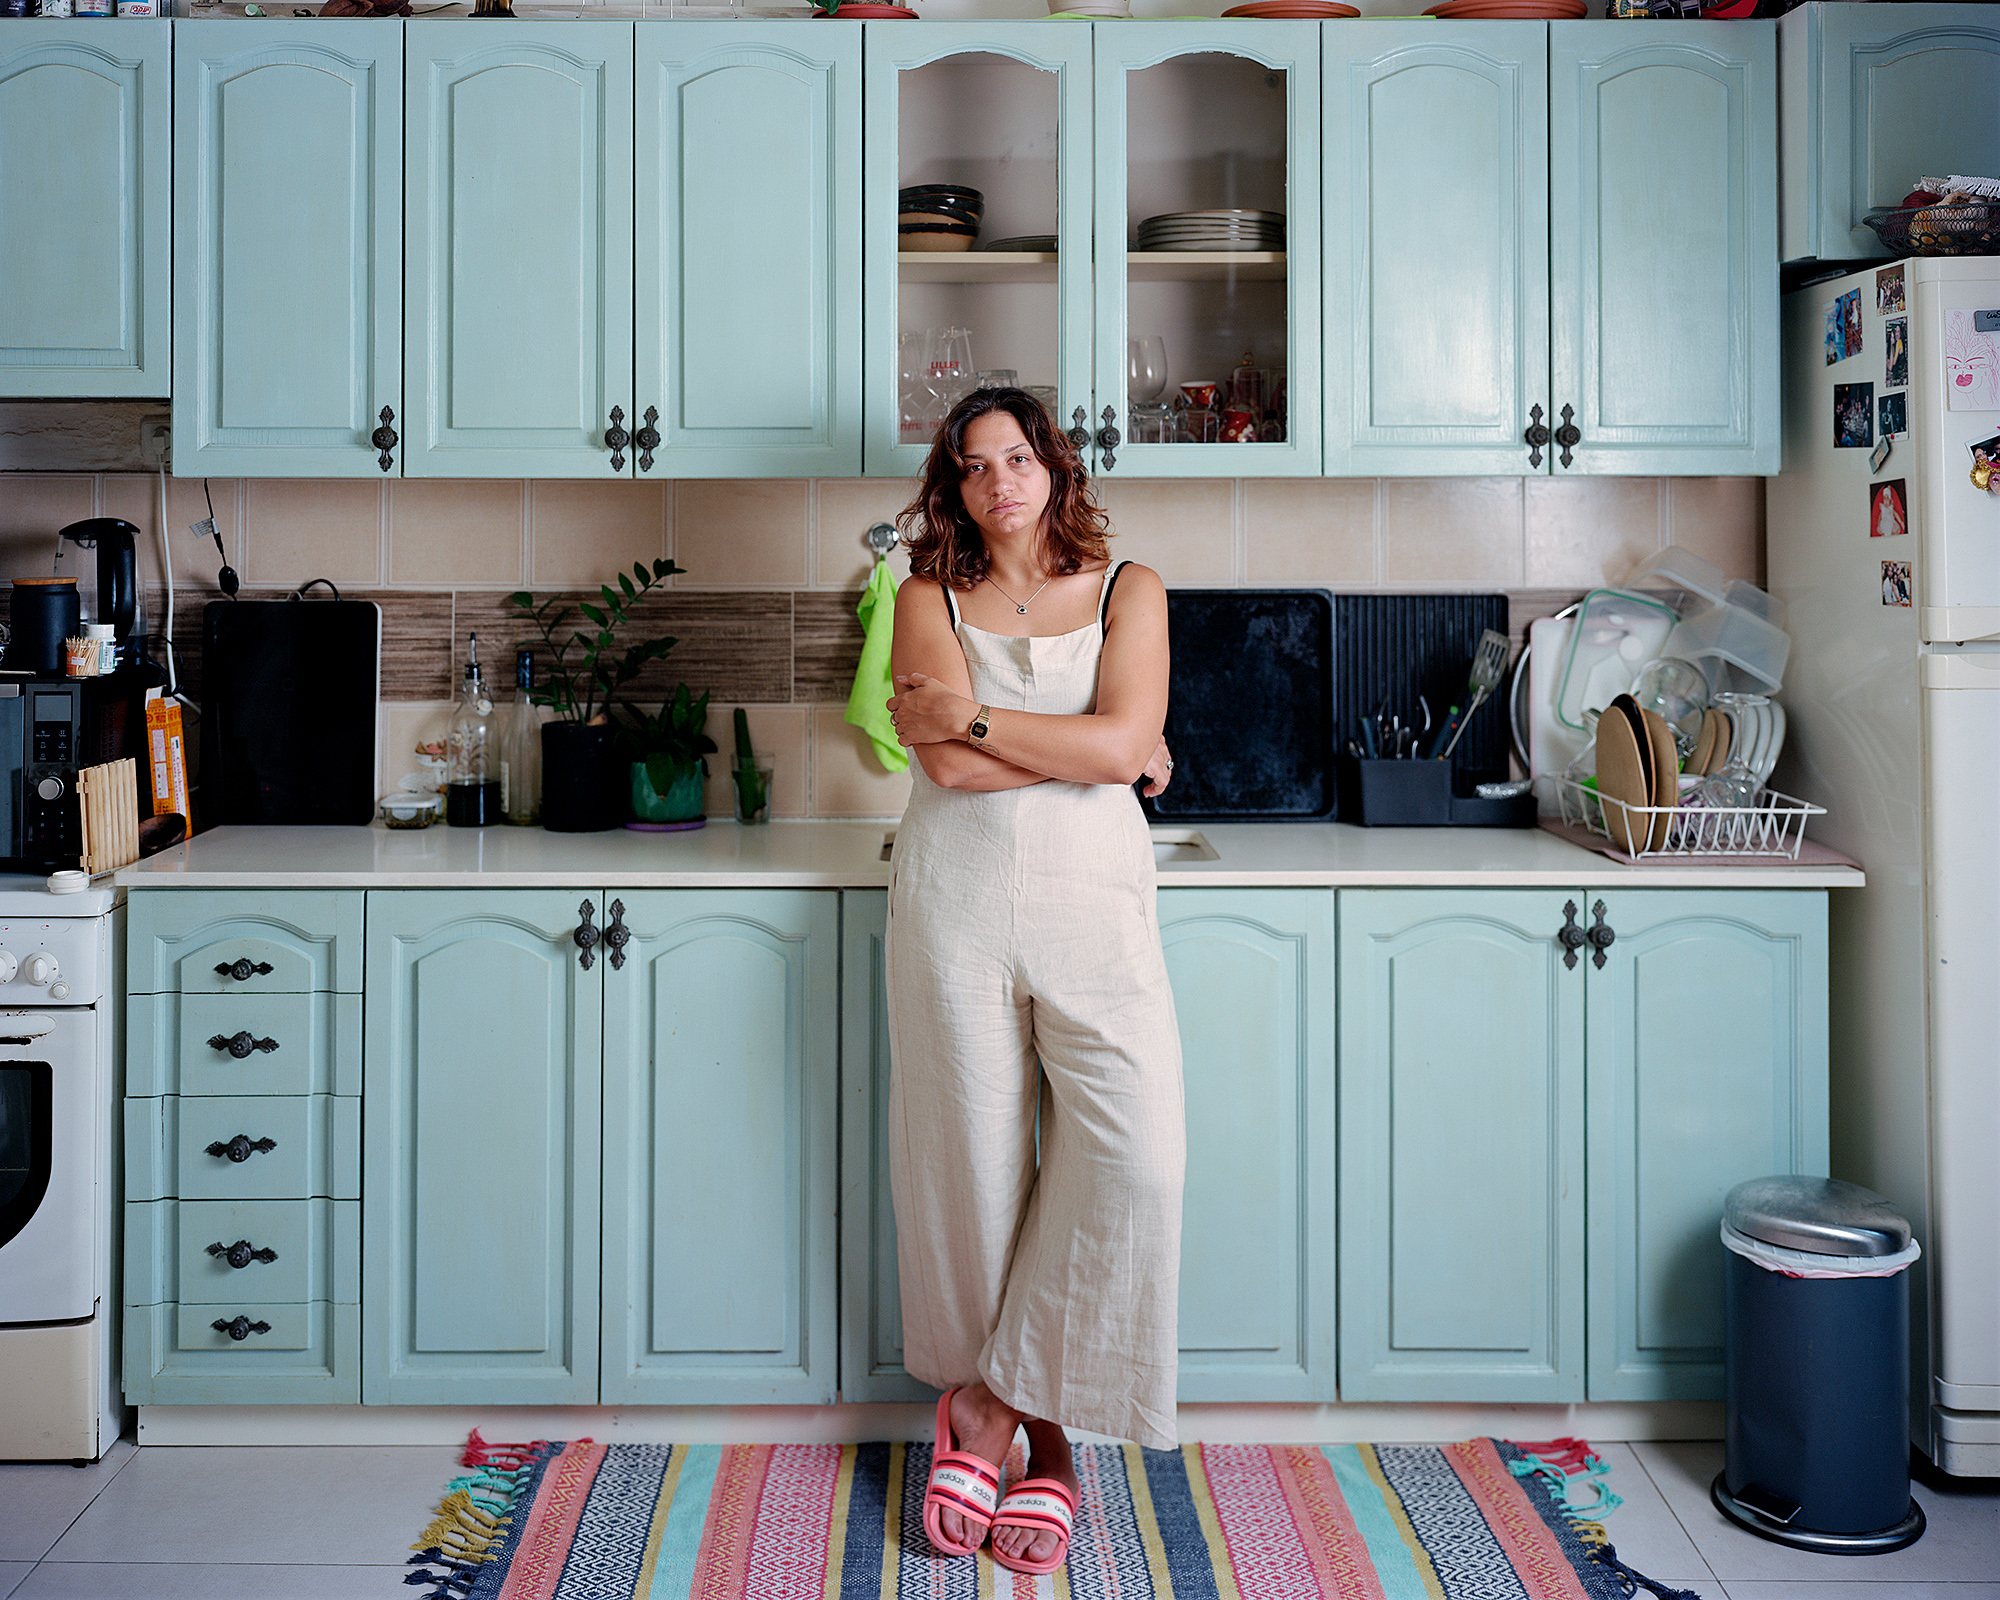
[1539,816,1859,869]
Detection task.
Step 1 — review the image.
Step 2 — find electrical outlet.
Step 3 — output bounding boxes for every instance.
[138,415,171,470]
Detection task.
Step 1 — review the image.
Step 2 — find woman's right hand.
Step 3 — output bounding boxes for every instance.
[1139,738,1174,798]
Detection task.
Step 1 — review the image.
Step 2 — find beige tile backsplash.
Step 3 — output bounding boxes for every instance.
[14,470,1763,814]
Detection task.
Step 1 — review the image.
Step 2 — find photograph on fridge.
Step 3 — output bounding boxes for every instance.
[1945,312,2000,409]
[1885,318,1909,388]
[1835,382,1875,448]
[1875,261,1904,315]
[1881,560,1911,607]
[1880,391,1908,440]
[1871,478,1907,539]
[1969,432,2000,494]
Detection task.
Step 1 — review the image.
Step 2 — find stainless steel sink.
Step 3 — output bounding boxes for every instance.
[880,828,1217,865]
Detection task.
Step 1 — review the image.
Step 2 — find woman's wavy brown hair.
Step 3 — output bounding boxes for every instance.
[898,387,1111,590]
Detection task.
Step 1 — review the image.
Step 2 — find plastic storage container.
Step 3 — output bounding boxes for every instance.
[1713,1176,1926,1554]
[1627,545,1791,694]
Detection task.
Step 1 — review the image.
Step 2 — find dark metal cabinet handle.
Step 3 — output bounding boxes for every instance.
[1524,403,1550,469]
[208,1031,279,1059]
[1555,403,1581,468]
[605,898,630,972]
[574,900,599,971]
[1066,405,1091,454]
[1587,899,1615,969]
[206,1134,277,1164]
[207,1239,278,1270]
[634,406,660,473]
[1558,899,1586,971]
[371,406,398,473]
[211,1316,272,1342]
[215,959,274,982]
[1096,405,1121,470]
[606,406,629,472]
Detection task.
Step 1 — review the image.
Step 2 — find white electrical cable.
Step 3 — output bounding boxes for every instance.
[156,455,179,697]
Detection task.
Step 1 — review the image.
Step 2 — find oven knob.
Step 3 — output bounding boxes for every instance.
[49,981,70,1001]
[35,776,63,803]
[23,953,57,987]
[0,952,15,984]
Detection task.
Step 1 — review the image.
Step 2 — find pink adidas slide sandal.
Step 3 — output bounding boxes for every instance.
[990,1476,1076,1575]
[920,1389,1001,1557]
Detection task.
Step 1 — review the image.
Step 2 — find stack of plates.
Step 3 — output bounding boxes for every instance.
[980,234,1060,253]
[1423,0,1586,16]
[1136,209,1285,253]
[1221,0,1358,16]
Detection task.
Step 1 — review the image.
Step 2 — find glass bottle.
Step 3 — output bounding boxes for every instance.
[499,647,542,826]
[445,632,500,827]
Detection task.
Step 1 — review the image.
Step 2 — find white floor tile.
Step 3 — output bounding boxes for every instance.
[0,1563,32,1600]
[13,1563,410,1599]
[1588,1441,1718,1582]
[0,1440,137,1563]
[1634,1441,2000,1585]
[1720,1585,2000,1600]
[43,1446,459,1567]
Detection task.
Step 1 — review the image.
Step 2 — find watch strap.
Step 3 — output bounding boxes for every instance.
[968,705,993,746]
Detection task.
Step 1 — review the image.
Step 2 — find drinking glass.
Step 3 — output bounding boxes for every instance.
[1127,335,1168,403]
[1629,656,1709,761]
[1692,692,1769,812]
[976,369,1018,390]
[899,331,932,442]
[930,327,975,411]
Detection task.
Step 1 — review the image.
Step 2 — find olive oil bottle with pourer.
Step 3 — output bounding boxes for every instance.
[500,647,541,826]
[446,633,501,827]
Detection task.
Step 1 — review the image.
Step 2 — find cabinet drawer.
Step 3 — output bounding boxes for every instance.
[128,890,365,996]
[126,1198,358,1308]
[123,1300,359,1406]
[126,1097,360,1201]
[128,991,361,1098]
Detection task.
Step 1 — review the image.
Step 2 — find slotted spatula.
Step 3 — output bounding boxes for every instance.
[1439,628,1511,761]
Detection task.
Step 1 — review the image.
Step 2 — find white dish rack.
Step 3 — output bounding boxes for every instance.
[1554,777,1825,860]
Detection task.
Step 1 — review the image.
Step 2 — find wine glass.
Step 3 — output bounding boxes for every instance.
[899,331,931,442]
[930,327,975,411]
[1127,335,1168,403]
[1629,656,1709,762]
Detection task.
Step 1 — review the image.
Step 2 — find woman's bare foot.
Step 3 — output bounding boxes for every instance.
[934,1382,1022,1552]
[990,1418,1080,1568]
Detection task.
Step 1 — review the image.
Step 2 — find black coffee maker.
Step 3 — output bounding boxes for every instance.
[56,518,143,654]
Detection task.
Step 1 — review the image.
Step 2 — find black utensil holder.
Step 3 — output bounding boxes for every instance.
[1347,757,1535,828]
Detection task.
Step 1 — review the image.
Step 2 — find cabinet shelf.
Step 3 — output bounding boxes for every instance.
[897,251,1287,284]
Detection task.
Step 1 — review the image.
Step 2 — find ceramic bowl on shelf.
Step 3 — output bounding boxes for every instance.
[900,222,978,253]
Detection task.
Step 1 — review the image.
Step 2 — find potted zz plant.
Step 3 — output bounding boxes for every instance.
[618,683,717,828]
[506,559,707,832]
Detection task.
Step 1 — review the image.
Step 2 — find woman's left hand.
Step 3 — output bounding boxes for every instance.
[1140,738,1174,797]
[888,672,976,747]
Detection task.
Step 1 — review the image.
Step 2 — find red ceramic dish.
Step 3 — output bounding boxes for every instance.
[1221,1,1359,15]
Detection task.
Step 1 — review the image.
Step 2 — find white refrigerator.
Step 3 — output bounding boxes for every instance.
[1767,257,2000,1475]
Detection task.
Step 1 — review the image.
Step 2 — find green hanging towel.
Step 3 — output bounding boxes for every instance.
[844,558,908,773]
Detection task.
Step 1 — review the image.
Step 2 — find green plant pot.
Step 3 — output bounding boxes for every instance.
[630,759,706,824]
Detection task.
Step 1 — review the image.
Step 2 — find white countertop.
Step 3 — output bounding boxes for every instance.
[114,820,1865,890]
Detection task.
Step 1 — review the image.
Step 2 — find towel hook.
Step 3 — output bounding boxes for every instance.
[865,522,899,558]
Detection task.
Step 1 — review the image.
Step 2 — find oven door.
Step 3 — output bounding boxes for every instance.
[0,1011,96,1323]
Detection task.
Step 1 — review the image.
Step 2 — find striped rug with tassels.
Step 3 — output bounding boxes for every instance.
[407,1432,1701,1599]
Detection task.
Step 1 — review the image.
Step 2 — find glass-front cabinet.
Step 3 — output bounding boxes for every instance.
[863,21,1318,479]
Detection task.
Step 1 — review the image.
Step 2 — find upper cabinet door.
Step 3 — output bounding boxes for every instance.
[1549,23,1778,476]
[0,22,169,398]
[1323,22,1548,477]
[405,21,634,478]
[864,23,1094,478]
[634,22,860,478]
[1093,23,1321,478]
[173,22,402,478]
[1782,2,2000,263]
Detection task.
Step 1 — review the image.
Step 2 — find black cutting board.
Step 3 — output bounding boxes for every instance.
[202,599,379,825]
[1142,589,1335,823]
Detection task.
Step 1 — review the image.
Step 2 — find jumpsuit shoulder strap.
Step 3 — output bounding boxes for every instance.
[940,581,960,629]
[1098,559,1131,628]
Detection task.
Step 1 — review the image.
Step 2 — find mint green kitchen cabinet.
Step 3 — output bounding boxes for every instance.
[633,24,861,477]
[601,891,838,1404]
[1780,1,2000,264]
[0,22,170,398]
[362,891,603,1404]
[839,886,1335,1404]
[172,22,403,477]
[123,891,364,1406]
[1324,22,1777,476]
[1338,887,1827,1404]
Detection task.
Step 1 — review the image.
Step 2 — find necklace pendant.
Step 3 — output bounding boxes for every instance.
[1017,604,1028,614]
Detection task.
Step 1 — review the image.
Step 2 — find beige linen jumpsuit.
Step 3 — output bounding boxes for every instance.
[885,560,1186,1453]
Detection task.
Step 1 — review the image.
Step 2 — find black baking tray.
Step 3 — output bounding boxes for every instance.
[1141,589,1335,823]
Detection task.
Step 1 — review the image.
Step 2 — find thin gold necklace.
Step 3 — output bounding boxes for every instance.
[985,571,1054,614]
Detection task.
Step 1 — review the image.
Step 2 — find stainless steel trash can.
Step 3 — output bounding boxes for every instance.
[1712,1176,1925,1554]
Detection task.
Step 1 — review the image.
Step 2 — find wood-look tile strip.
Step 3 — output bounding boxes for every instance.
[791,590,866,704]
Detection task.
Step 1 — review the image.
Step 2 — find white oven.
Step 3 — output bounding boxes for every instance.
[0,877,121,1461]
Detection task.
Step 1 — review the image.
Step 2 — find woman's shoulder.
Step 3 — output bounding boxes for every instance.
[1104,560,1166,602]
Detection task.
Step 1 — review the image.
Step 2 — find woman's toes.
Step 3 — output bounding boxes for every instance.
[938,1506,967,1548]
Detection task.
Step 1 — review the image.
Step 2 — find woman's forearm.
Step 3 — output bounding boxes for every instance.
[964,705,1158,787]
[917,741,1051,792]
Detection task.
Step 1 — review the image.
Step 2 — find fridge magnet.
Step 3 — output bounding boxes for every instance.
[1946,311,2000,410]
[1876,262,1905,315]
[1835,382,1875,448]
[1871,479,1907,539]
[1842,290,1865,360]
[1885,318,1909,388]
[1969,433,2000,494]
[1882,561,1912,607]
[1879,391,1908,440]
[1872,435,1894,474]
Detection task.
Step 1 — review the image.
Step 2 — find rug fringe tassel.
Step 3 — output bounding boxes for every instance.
[405,1435,571,1599]
[1506,1435,1624,1521]
[1591,1541,1706,1600]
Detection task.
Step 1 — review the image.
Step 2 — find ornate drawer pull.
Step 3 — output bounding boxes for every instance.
[1586,899,1616,969]
[1095,405,1121,470]
[207,1239,279,1270]
[574,900,599,971]
[205,1134,277,1164]
[211,1315,272,1342]
[605,898,630,971]
[1067,405,1091,454]
[209,1031,280,1059]
[1525,403,1550,469]
[606,406,629,472]
[371,405,398,473]
[1555,403,1581,469]
[1558,899,1586,970]
[215,959,274,982]
[635,406,660,473]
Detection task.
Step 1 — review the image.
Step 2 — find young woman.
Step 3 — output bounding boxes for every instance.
[883,387,1183,1576]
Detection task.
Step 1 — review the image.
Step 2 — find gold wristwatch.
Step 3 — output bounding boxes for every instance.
[967,704,993,747]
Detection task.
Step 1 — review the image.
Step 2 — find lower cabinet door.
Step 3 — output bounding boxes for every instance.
[600,890,838,1404]
[1584,888,1828,1401]
[1338,889,1586,1402]
[362,892,603,1404]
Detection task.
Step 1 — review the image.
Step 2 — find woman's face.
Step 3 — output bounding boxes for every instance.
[958,410,1052,545]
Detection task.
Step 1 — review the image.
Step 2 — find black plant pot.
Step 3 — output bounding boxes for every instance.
[540,722,624,833]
